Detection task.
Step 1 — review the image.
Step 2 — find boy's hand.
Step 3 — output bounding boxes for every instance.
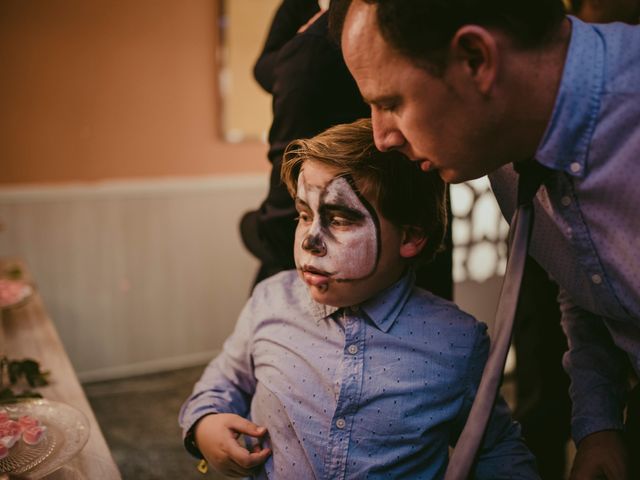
[570,430,629,480]
[195,413,271,477]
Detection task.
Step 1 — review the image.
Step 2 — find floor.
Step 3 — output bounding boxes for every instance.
[84,365,229,480]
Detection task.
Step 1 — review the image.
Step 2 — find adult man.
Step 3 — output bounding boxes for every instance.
[334,1,640,478]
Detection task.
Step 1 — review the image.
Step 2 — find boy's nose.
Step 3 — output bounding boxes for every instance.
[301,234,326,256]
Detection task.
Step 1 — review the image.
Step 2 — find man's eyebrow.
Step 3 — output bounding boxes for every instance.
[362,94,400,107]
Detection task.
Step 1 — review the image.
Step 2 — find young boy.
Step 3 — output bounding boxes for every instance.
[179,119,538,479]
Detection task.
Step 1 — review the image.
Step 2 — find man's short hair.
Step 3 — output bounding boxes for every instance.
[281,118,446,264]
[568,0,583,13]
[330,0,567,74]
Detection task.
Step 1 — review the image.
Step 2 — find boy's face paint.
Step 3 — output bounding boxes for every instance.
[294,160,407,307]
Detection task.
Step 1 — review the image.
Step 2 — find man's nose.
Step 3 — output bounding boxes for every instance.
[302,234,327,256]
[372,113,405,152]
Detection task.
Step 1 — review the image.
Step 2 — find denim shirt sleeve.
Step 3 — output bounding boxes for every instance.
[451,323,540,479]
[178,293,259,454]
[558,288,627,443]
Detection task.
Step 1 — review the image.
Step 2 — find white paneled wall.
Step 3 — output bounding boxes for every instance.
[0,176,267,381]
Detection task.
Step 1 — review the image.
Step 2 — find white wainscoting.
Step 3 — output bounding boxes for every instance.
[0,175,267,381]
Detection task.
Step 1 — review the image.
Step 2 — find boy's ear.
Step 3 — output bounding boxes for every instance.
[399,226,428,259]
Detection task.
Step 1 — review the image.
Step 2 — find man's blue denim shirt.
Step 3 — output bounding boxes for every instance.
[490,16,640,443]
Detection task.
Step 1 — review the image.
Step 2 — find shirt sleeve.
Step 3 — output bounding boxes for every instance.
[178,293,261,456]
[558,287,627,443]
[452,323,540,479]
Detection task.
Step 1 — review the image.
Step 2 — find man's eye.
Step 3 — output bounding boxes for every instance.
[376,103,397,113]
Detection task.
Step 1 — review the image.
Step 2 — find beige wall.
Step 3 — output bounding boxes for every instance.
[0,0,268,185]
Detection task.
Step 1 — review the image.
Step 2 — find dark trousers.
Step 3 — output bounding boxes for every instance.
[514,257,571,480]
[626,383,640,478]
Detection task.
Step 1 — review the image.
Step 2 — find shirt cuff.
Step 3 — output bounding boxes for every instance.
[572,416,625,445]
[182,413,216,459]
[184,424,204,459]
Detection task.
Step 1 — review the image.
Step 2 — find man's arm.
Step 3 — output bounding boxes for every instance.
[451,323,540,479]
[558,289,630,479]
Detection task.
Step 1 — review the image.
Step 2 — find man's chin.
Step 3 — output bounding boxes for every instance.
[439,168,480,184]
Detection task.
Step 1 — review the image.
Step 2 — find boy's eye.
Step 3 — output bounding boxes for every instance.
[329,216,353,228]
[297,212,311,223]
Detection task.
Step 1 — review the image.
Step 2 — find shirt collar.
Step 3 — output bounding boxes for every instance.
[535,16,604,178]
[303,270,415,332]
[306,295,340,323]
[360,270,414,333]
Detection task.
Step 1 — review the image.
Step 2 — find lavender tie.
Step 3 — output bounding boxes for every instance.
[445,160,552,480]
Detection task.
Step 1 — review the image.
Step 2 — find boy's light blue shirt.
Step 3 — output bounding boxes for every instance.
[490,17,640,443]
[180,270,538,479]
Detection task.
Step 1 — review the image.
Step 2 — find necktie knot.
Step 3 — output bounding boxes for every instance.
[514,159,553,206]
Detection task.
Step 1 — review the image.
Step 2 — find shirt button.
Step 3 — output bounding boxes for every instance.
[336,418,346,429]
[348,344,358,355]
[570,162,581,173]
[561,196,572,206]
[591,274,602,285]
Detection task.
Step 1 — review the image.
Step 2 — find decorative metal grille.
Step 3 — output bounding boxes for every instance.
[451,177,509,283]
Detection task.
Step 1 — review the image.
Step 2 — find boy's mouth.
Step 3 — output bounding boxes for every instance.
[301,265,333,287]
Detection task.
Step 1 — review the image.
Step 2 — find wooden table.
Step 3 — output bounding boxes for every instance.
[1,259,121,479]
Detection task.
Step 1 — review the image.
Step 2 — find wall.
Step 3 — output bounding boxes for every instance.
[0,0,273,379]
[0,0,267,185]
[0,0,507,380]
[0,177,267,381]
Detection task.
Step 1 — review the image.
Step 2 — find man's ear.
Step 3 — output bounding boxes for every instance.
[450,25,498,96]
[399,226,428,259]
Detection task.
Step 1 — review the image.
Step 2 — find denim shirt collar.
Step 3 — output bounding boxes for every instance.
[535,16,604,178]
[305,270,414,333]
[360,270,414,333]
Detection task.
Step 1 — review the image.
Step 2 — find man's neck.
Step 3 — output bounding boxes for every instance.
[503,18,573,161]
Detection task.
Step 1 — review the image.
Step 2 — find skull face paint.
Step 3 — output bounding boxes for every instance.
[294,162,380,293]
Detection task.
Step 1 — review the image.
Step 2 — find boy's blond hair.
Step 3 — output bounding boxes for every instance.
[282,118,446,264]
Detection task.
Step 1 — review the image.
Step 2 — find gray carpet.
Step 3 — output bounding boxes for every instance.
[84,365,230,480]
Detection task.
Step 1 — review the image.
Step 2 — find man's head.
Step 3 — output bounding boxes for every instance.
[282,118,446,307]
[332,0,567,182]
[570,0,640,23]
